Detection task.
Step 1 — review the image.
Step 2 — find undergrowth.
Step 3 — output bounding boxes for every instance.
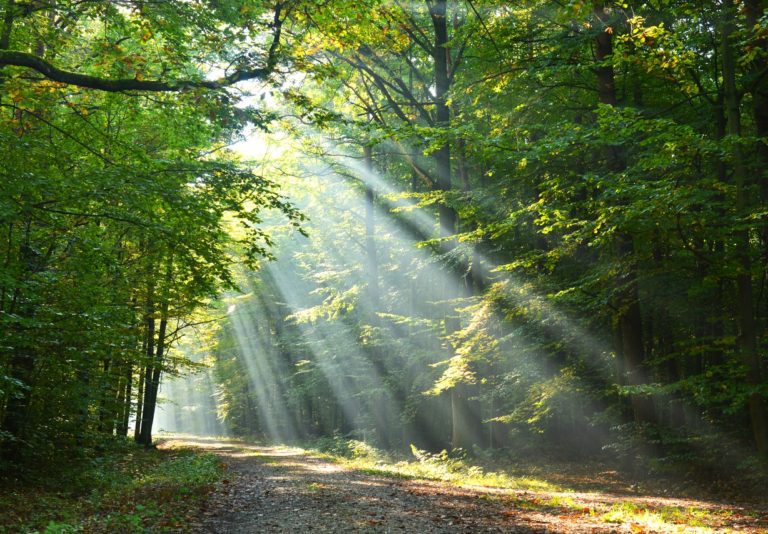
[0,439,222,533]
[301,436,757,533]
[305,436,563,491]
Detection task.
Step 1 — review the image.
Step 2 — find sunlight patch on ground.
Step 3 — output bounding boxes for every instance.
[347,479,391,488]
[303,463,345,474]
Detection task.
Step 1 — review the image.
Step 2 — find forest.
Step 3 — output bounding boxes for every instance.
[1,0,767,532]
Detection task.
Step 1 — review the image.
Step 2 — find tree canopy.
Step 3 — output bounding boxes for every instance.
[1,0,767,486]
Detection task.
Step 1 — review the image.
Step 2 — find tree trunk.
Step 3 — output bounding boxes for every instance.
[97,358,113,433]
[133,362,145,440]
[745,0,768,212]
[362,144,393,448]
[721,7,768,455]
[116,362,132,437]
[430,0,456,238]
[429,0,483,450]
[135,284,156,445]
[138,297,169,447]
[363,145,380,309]
[1,226,40,460]
[593,2,656,426]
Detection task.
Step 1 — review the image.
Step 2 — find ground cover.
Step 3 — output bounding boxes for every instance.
[0,440,222,533]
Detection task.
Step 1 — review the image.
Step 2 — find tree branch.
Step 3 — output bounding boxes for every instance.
[0,2,286,92]
[0,102,115,164]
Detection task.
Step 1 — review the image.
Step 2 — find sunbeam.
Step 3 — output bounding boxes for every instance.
[153,341,230,438]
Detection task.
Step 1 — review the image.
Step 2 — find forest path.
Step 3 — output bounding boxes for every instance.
[161,437,766,533]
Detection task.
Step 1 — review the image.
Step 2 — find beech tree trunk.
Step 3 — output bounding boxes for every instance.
[363,145,380,309]
[116,362,132,437]
[721,7,768,455]
[138,297,169,447]
[593,2,656,426]
[428,0,483,450]
[1,226,41,460]
[135,279,156,445]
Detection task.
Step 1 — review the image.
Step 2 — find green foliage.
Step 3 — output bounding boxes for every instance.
[0,0,302,466]
[42,522,78,534]
[302,437,561,491]
[201,0,768,474]
[0,442,222,532]
[133,452,221,493]
[2,0,768,502]
[310,437,381,460]
[409,445,468,475]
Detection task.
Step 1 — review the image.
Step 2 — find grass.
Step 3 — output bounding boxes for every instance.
[500,496,739,532]
[0,439,223,533]
[305,482,326,492]
[302,438,565,492]
[597,501,738,532]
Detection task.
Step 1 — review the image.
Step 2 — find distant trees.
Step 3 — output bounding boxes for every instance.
[212,0,768,468]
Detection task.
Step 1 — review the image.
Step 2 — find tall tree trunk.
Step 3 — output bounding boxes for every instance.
[116,362,132,437]
[745,0,768,216]
[135,283,156,445]
[138,297,169,447]
[0,224,40,460]
[363,144,392,448]
[363,145,380,310]
[593,2,656,423]
[593,2,656,426]
[97,357,113,433]
[133,362,145,440]
[721,7,768,455]
[429,0,482,450]
[430,0,455,239]
[745,0,768,454]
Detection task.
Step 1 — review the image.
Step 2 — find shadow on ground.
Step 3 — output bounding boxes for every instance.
[159,435,768,534]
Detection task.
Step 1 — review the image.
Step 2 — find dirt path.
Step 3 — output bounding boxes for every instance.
[162,437,767,533]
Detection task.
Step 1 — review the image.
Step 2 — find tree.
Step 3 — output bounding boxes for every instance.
[0,0,303,462]
[0,0,288,92]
